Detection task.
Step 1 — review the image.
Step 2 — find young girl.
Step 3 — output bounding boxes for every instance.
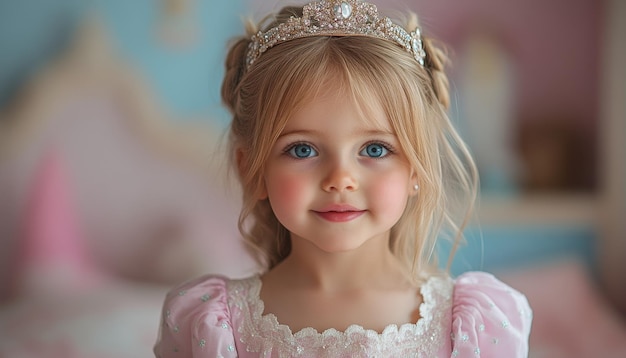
[154,0,532,356]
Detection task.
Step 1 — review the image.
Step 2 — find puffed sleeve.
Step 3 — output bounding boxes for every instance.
[451,272,532,357]
[154,275,238,358]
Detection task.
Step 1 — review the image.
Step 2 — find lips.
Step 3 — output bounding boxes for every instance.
[313,204,365,222]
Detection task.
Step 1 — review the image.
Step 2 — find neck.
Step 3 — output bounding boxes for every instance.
[270,237,413,293]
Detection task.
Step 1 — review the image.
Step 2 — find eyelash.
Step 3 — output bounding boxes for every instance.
[360,141,395,159]
[283,142,317,159]
[282,141,396,159]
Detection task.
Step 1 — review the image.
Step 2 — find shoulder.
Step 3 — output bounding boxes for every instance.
[451,271,532,357]
[154,274,258,357]
[160,274,259,313]
[160,274,233,323]
[165,274,230,302]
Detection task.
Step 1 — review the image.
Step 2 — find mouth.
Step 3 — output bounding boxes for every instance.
[313,205,366,222]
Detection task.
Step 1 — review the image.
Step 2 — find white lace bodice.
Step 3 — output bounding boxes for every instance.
[227,275,453,357]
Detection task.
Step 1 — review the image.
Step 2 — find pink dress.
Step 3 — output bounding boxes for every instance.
[154,272,532,357]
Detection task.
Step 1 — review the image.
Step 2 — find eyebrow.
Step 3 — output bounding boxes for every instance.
[278,128,395,138]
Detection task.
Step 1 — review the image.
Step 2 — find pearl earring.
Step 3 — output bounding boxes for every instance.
[413,184,419,191]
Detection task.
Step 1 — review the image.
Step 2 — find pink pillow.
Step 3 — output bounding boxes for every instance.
[11,148,106,297]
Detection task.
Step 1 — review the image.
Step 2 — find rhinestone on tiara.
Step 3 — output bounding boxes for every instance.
[245,0,426,70]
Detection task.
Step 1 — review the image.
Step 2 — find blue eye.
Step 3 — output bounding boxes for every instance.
[360,143,389,158]
[287,143,318,158]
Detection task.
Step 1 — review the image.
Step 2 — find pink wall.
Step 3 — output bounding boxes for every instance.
[406,0,602,130]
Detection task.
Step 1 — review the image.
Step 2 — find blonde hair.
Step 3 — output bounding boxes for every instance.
[221,5,478,277]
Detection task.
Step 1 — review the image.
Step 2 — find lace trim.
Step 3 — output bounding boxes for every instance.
[228,274,453,357]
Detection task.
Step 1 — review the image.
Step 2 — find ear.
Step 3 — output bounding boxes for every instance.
[409,170,419,197]
[236,148,268,200]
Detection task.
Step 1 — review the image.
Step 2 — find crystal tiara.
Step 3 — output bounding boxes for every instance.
[245,0,426,70]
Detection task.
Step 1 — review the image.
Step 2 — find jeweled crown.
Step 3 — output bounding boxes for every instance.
[245,0,426,70]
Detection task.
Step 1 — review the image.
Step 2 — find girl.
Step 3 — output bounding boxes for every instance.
[154,0,532,357]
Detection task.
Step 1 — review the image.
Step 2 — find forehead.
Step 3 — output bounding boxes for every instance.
[283,83,392,134]
[286,73,391,129]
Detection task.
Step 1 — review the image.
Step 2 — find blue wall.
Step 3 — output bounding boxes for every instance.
[440,224,596,276]
[0,0,245,124]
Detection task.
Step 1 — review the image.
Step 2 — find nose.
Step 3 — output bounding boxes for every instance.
[321,158,359,192]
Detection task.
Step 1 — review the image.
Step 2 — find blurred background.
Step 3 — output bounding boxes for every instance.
[0,0,624,357]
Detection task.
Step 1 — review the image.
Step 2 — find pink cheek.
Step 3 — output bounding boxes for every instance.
[268,173,310,210]
[369,174,410,212]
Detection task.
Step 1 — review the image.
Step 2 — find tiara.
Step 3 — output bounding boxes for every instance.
[245,0,426,70]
